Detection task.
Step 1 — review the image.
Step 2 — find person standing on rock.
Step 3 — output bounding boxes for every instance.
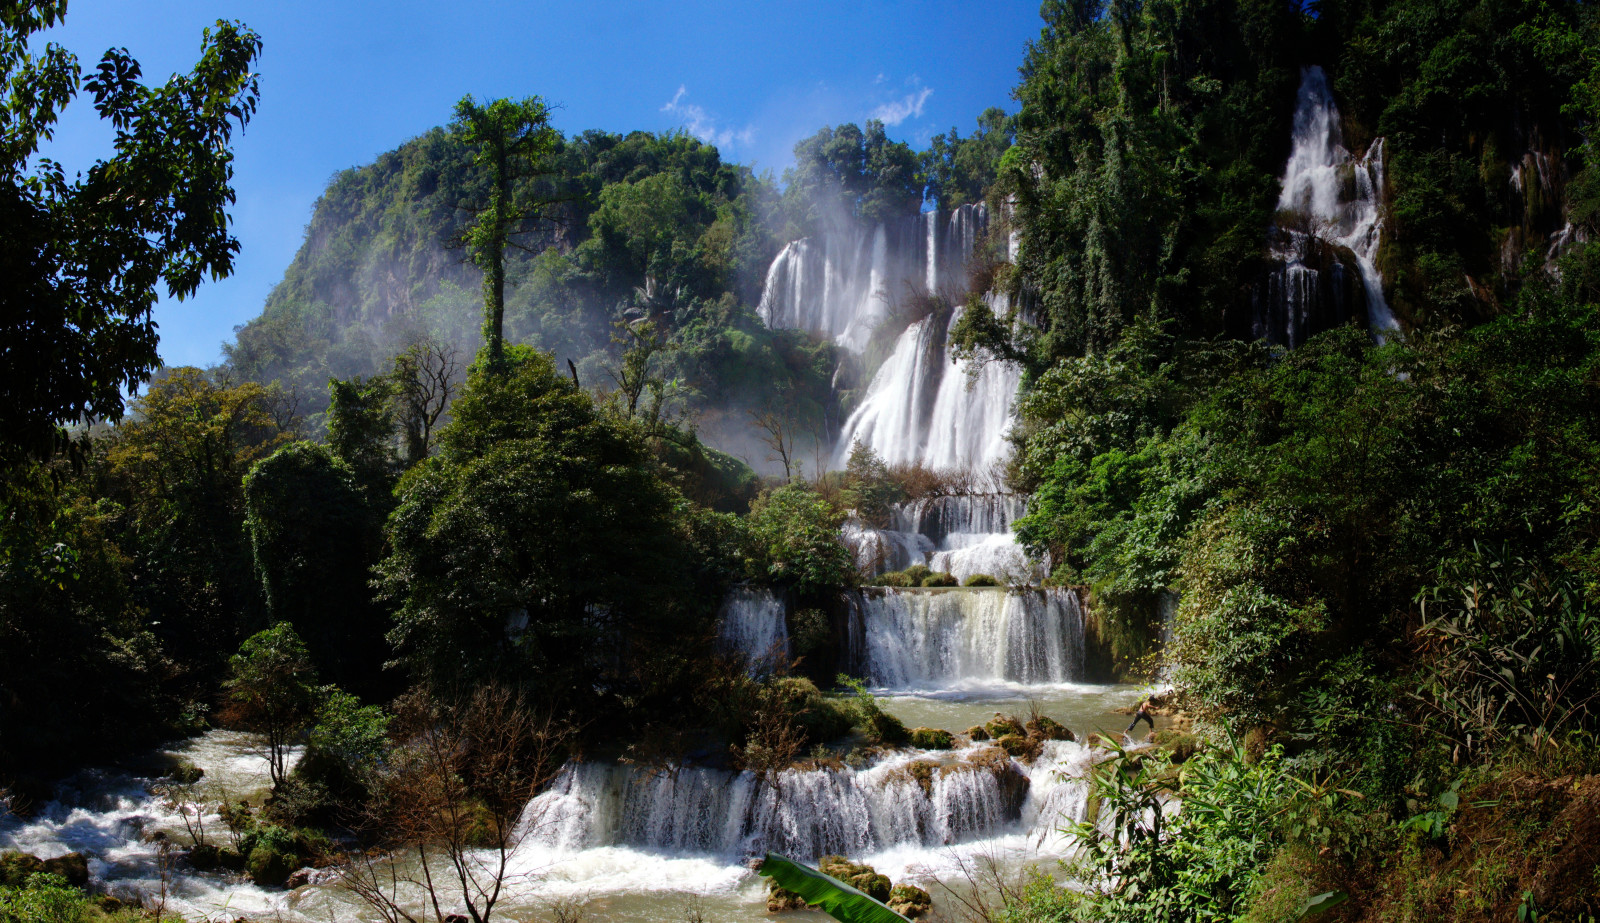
[1125,697,1155,736]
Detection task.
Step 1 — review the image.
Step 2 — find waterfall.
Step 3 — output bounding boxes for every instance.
[759,202,1019,474]
[518,741,1092,861]
[849,587,1085,689]
[1256,66,1395,344]
[717,587,788,669]
[843,494,1040,583]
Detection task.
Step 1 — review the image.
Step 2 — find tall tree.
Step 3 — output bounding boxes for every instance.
[0,5,261,463]
[449,95,558,370]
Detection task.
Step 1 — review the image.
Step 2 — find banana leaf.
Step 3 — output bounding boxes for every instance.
[756,853,910,923]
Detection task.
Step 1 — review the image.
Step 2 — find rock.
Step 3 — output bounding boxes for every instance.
[167,762,205,785]
[218,847,245,871]
[818,856,892,901]
[908,727,954,750]
[984,714,1025,739]
[888,883,932,919]
[1025,716,1074,742]
[285,867,317,889]
[995,734,1041,761]
[246,843,296,888]
[1152,729,1201,763]
[187,844,221,871]
[97,896,127,913]
[964,725,990,742]
[767,884,808,912]
[0,851,45,888]
[42,852,89,887]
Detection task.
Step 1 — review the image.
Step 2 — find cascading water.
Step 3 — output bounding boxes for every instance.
[847,587,1085,690]
[717,587,789,670]
[1254,65,1396,345]
[842,494,1041,583]
[518,742,1092,862]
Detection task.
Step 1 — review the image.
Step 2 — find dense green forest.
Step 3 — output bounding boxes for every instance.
[3,0,1600,921]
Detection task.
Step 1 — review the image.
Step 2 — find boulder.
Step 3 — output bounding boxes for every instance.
[984,714,1025,739]
[167,762,205,785]
[42,852,89,887]
[246,843,296,888]
[888,883,932,919]
[818,856,892,901]
[285,867,317,889]
[964,725,990,742]
[907,727,954,750]
[1025,715,1074,742]
[0,851,45,888]
[187,844,221,871]
[766,883,808,912]
[995,734,1041,761]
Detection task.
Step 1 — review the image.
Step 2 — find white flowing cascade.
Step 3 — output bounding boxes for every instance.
[1261,65,1395,344]
[716,587,788,669]
[843,494,1040,584]
[517,741,1092,861]
[848,587,1085,689]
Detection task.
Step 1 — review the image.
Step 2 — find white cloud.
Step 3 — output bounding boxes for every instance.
[661,85,755,150]
[870,86,933,126]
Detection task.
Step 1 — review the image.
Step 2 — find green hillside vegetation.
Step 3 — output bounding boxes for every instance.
[4,0,1600,919]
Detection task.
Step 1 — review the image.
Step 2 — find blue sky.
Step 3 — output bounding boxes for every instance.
[39,1,1044,367]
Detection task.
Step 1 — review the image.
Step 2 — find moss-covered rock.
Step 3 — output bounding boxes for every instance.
[984,714,1025,739]
[920,572,958,588]
[893,759,940,796]
[246,842,296,887]
[767,882,808,912]
[908,727,954,750]
[961,574,1000,587]
[888,883,933,919]
[1025,715,1074,741]
[187,844,221,871]
[1153,728,1202,764]
[167,762,204,785]
[876,571,916,588]
[902,565,931,585]
[995,734,1041,760]
[40,852,88,887]
[818,856,892,901]
[964,724,990,741]
[0,851,45,888]
[866,709,908,746]
[954,748,1030,816]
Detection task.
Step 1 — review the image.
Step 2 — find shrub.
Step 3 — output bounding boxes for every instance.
[902,564,932,585]
[962,573,1001,587]
[0,873,90,923]
[838,675,908,745]
[874,571,916,588]
[746,483,857,596]
[921,572,958,588]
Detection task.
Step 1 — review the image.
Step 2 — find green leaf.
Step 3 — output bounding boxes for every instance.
[756,854,910,923]
[1439,790,1459,811]
[1300,891,1348,918]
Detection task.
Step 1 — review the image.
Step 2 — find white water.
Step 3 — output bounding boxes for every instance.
[848,588,1085,691]
[1260,65,1396,344]
[520,740,1092,863]
[718,586,789,670]
[843,494,1041,584]
[0,732,303,920]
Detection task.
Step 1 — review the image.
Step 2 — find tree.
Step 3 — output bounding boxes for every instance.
[0,5,260,463]
[224,624,322,791]
[391,338,460,466]
[746,482,856,599]
[339,686,569,923]
[327,374,396,489]
[449,96,558,370]
[378,348,701,698]
[242,442,388,694]
[102,368,294,666]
